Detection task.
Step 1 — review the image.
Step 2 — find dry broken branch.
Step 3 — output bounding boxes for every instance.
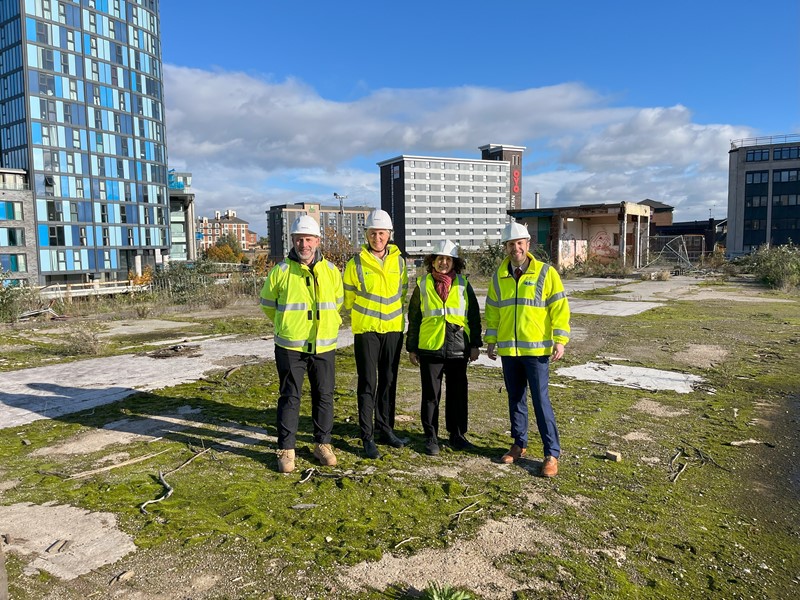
[394,537,420,549]
[669,462,688,483]
[67,449,169,480]
[164,446,212,476]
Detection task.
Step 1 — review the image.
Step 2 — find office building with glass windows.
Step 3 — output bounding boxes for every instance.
[0,0,169,285]
[377,144,525,255]
[728,135,800,256]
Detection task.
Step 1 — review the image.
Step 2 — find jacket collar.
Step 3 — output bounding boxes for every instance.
[288,246,322,269]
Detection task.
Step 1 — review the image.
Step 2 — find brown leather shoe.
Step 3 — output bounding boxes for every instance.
[501,444,526,464]
[541,455,558,478]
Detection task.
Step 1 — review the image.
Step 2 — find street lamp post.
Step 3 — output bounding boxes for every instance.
[333,192,348,238]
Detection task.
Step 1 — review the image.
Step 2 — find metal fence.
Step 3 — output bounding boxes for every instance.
[646,235,707,272]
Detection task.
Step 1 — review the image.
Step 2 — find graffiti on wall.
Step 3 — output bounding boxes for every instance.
[560,239,588,269]
[590,230,617,260]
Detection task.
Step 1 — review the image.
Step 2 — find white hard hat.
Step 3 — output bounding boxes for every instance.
[432,239,459,258]
[290,214,321,237]
[365,209,393,231]
[501,221,531,243]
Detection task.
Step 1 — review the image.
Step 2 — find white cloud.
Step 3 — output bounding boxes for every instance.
[164,65,752,232]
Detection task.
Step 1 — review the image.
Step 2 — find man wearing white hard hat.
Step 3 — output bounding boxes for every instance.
[406,240,482,456]
[260,215,344,473]
[484,221,570,477]
[343,209,409,459]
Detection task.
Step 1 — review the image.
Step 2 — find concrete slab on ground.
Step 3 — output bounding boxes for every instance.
[0,331,354,430]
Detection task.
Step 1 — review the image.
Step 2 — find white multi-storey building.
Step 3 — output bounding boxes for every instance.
[378,144,525,255]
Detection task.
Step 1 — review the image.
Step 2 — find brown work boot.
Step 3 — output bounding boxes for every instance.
[541,455,559,478]
[277,448,295,473]
[313,443,337,467]
[500,444,526,464]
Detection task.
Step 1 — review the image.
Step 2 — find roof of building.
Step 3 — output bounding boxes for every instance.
[377,154,511,167]
[509,201,651,218]
[638,198,674,210]
[198,215,249,224]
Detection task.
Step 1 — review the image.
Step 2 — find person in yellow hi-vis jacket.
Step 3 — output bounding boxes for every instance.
[485,221,570,478]
[343,209,408,459]
[260,215,343,474]
[406,240,482,457]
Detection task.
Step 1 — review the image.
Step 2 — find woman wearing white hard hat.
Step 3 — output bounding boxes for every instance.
[406,240,482,455]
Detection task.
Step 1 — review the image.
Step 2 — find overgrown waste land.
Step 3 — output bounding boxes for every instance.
[0,275,798,599]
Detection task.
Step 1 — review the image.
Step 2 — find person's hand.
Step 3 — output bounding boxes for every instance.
[469,347,480,362]
[487,343,497,360]
[409,352,419,366]
[551,342,565,362]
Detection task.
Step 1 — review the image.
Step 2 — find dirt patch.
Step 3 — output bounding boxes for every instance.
[631,399,689,418]
[0,502,136,580]
[340,516,562,598]
[673,343,728,369]
[623,430,653,442]
[98,319,201,338]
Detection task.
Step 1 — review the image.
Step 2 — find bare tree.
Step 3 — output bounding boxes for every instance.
[321,226,358,269]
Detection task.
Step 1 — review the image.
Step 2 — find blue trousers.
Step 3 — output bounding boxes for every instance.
[500,355,561,458]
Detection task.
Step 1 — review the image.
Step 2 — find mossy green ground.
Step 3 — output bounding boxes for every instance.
[1,288,798,599]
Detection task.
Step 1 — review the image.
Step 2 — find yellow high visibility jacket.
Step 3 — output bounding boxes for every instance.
[260,254,343,354]
[343,244,408,334]
[484,253,570,356]
[417,274,470,351]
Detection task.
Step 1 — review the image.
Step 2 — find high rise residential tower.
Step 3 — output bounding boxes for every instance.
[0,0,169,285]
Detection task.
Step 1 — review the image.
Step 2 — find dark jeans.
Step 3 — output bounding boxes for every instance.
[500,355,561,458]
[419,356,468,440]
[354,331,403,440]
[274,346,335,449]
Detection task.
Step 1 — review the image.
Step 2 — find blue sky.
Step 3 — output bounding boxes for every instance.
[159,1,799,235]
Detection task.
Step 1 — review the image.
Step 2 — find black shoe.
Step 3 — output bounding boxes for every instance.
[363,439,380,459]
[380,431,406,448]
[449,435,475,450]
[425,437,440,456]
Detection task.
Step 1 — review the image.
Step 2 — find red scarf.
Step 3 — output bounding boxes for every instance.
[431,269,455,302]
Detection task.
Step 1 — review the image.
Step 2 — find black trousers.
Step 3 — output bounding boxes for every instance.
[274,345,335,449]
[354,331,403,440]
[419,356,469,440]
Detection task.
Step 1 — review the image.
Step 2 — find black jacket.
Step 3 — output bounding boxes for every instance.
[406,275,482,360]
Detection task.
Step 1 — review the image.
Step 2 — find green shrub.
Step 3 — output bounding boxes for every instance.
[744,243,800,291]
[0,276,42,323]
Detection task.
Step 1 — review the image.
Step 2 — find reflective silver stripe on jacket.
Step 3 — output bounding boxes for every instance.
[277,302,307,312]
[260,298,276,308]
[274,335,306,348]
[420,274,466,318]
[496,339,553,349]
[317,302,339,310]
[316,337,338,348]
[353,304,403,320]
[546,291,567,305]
[553,329,569,338]
[353,253,404,304]
[490,265,551,308]
[485,328,497,338]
